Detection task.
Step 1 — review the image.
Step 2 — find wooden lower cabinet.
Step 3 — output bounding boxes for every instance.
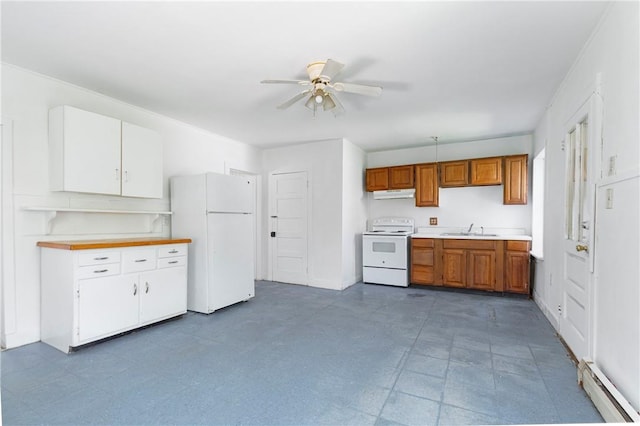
[411,238,528,294]
[442,249,466,288]
[411,239,441,286]
[467,249,496,290]
[505,240,531,294]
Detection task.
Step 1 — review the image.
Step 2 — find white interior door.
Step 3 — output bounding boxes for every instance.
[560,95,599,360]
[269,171,308,285]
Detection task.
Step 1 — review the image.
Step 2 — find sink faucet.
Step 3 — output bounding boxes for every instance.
[467,223,474,233]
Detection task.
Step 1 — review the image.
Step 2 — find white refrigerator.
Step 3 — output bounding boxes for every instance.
[170,173,255,313]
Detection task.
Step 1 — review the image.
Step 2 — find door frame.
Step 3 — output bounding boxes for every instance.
[267,168,311,284]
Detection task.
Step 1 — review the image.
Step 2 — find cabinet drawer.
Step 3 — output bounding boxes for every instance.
[506,240,530,252]
[412,239,434,248]
[157,245,187,258]
[78,251,121,266]
[157,256,186,269]
[122,249,157,273]
[77,263,121,280]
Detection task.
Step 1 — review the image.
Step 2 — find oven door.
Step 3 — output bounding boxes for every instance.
[362,235,408,269]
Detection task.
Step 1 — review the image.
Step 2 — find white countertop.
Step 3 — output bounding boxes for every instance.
[412,226,532,241]
[412,233,532,241]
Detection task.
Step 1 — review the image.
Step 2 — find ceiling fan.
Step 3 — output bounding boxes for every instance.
[261,59,383,116]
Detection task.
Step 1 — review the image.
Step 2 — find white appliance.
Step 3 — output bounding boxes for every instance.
[171,173,255,313]
[362,217,414,287]
[372,188,416,200]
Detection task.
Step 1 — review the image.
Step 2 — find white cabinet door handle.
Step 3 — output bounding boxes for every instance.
[93,269,108,274]
[94,256,109,261]
[133,283,138,296]
[134,259,147,263]
[145,282,149,294]
[169,249,178,254]
[168,260,178,265]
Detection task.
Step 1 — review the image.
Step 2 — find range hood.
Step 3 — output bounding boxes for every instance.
[372,188,416,200]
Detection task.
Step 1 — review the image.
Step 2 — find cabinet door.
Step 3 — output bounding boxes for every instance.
[470,157,503,186]
[139,266,187,324]
[78,274,139,343]
[365,168,389,191]
[443,249,466,287]
[415,163,439,207]
[121,122,163,198]
[440,161,469,187]
[467,250,496,290]
[504,155,528,205]
[55,106,122,195]
[389,165,414,189]
[505,252,530,294]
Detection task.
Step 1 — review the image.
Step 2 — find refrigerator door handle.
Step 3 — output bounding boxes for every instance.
[207,211,251,215]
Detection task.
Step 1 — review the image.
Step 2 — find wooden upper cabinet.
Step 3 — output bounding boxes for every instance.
[365,167,389,191]
[389,165,414,189]
[470,157,503,186]
[504,154,528,204]
[415,163,439,207]
[439,160,469,187]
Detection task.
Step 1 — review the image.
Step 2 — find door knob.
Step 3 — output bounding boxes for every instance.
[576,244,589,252]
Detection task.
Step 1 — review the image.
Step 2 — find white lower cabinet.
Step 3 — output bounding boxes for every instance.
[40,242,188,353]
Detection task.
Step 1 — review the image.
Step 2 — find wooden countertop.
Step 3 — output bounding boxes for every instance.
[37,237,192,250]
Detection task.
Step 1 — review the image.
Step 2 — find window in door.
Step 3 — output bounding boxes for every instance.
[565,118,589,242]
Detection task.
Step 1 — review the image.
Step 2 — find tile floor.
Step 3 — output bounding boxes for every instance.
[2,281,602,425]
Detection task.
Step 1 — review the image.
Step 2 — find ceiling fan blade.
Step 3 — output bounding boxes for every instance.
[261,79,311,85]
[319,59,344,81]
[326,92,345,116]
[333,82,382,97]
[277,90,311,109]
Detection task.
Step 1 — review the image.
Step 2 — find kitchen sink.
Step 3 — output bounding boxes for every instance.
[440,232,499,237]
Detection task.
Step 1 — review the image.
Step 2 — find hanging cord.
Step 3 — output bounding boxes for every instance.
[432,136,439,163]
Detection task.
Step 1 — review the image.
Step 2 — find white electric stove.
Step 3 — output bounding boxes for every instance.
[362,217,414,287]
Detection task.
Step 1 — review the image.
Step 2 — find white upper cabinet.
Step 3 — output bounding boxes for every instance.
[121,122,163,198]
[50,106,122,195]
[49,106,163,198]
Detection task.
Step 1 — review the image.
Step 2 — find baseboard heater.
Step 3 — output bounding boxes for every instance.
[578,359,639,422]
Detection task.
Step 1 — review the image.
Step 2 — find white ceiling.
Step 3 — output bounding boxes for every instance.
[2,1,609,152]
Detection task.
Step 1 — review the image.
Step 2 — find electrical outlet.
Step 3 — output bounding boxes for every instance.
[608,155,617,176]
[429,217,438,226]
[606,188,614,209]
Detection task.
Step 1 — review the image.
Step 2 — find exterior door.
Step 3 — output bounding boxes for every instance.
[560,94,599,360]
[269,171,308,285]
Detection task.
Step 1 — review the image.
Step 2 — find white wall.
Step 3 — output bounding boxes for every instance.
[1,64,262,348]
[366,135,533,232]
[533,2,639,412]
[262,139,344,290]
[341,139,367,288]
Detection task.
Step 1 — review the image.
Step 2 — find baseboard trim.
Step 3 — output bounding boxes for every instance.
[578,359,639,422]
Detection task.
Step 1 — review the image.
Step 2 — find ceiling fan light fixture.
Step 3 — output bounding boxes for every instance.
[304,95,316,110]
[323,94,336,111]
[306,61,325,81]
